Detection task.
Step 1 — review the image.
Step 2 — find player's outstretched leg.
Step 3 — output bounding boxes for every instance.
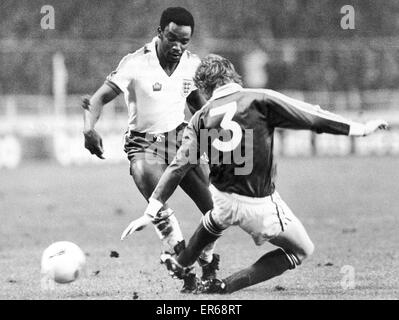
[131,156,218,292]
[130,157,185,254]
[160,252,202,294]
[202,211,315,294]
[204,248,294,294]
[161,211,223,293]
[177,211,223,268]
[269,211,314,266]
[180,166,220,280]
[198,243,220,281]
[152,209,185,254]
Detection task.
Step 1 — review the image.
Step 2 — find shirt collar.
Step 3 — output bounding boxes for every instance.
[210,83,243,100]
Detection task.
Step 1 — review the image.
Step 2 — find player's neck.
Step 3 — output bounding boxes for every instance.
[155,41,179,77]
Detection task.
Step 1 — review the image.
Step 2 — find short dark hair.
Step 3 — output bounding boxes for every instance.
[160,7,195,34]
[194,54,243,98]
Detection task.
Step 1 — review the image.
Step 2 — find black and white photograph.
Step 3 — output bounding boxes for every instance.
[0,0,398,305]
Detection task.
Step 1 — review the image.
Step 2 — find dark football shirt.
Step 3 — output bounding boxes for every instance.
[152,83,352,201]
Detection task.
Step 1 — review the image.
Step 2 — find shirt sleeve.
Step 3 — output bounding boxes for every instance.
[105,54,134,95]
[263,89,352,135]
[151,113,202,204]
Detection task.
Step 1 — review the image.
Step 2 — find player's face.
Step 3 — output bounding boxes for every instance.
[158,22,192,63]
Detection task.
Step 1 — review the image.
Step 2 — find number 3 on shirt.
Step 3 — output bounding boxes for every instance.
[209,102,242,152]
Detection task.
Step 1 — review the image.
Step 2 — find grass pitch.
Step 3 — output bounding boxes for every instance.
[1,157,398,300]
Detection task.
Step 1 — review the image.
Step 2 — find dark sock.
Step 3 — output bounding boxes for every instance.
[177,223,220,267]
[224,248,293,293]
[173,240,186,255]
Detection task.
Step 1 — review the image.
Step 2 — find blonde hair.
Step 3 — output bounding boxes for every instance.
[194,54,242,99]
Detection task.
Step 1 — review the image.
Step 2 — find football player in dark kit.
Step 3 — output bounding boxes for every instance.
[82,7,219,291]
[134,54,388,293]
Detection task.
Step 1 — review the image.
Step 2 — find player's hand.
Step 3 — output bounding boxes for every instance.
[120,198,166,241]
[120,214,153,241]
[81,95,105,159]
[83,129,105,159]
[364,119,389,136]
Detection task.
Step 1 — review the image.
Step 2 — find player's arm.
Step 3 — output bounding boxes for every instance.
[264,90,388,136]
[83,83,119,132]
[82,84,119,159]
[83,54,131,158]
[186,89,207,114]
[120,117,201,241]
[152,140,198,204]
[149,117,201,206]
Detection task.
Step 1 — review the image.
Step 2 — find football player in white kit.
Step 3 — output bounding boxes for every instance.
[82,7,219,292]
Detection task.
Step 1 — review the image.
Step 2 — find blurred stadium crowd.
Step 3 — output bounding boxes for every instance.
[0,0,398,168]
[1,0,399,95]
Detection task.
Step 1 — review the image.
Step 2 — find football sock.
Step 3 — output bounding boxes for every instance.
[152,212,184,254]
[173,240,186,255]
[223,248,297,293]
[198,241,217,265]
[177,212,223,267]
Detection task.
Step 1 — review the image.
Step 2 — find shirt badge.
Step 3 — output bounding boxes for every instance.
[182,79,194,97]
[152,82,162,91]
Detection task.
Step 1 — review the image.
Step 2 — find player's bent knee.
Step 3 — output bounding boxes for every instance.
[303,240,315,259]
[284,240,315,269]
[296,240,315,262]
[306,240,315,257]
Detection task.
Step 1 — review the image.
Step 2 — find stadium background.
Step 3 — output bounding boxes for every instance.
[0,0,399,168]
[1,0,399,300]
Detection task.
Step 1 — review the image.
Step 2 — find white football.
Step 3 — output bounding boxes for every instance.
[41,241,86,284]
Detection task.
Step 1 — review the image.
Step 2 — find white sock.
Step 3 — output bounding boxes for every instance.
[152,212,184,254]
[199,241,217,264]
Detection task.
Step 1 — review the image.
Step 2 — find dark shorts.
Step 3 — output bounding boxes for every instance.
[124,123,213,213]
[124,122,187,165]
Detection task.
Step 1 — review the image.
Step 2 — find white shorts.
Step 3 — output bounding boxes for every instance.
[209,185,295,245]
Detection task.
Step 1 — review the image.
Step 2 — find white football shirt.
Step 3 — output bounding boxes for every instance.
[106,37,200,134]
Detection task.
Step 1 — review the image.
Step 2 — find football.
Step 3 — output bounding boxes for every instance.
[41,241,86,284]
